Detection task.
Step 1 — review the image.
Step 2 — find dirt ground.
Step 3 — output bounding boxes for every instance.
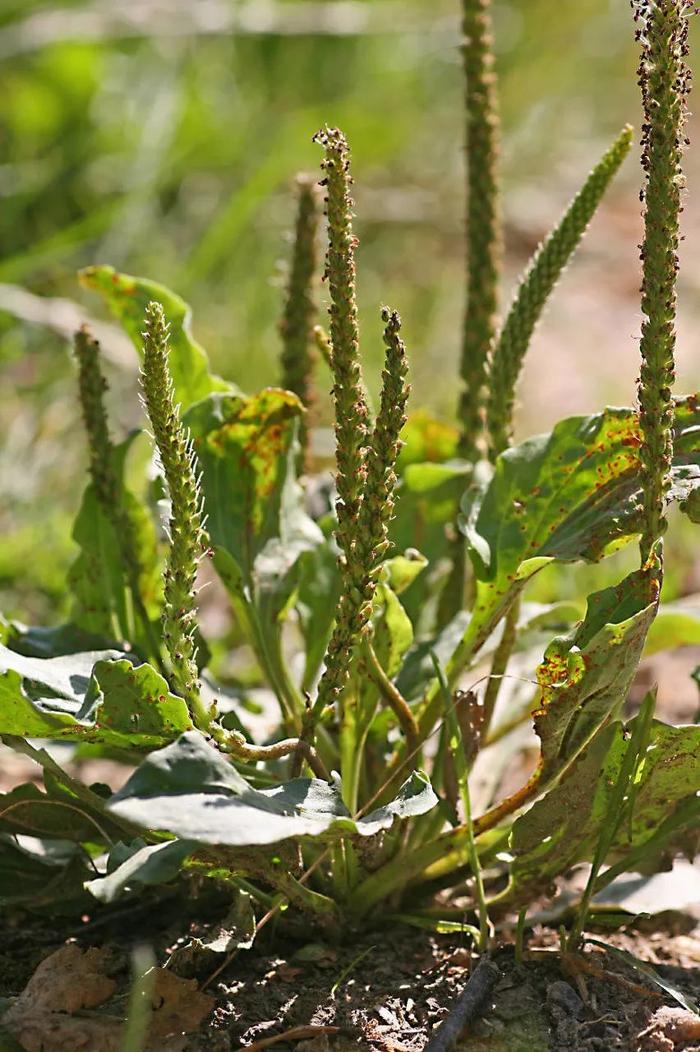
[0,881,698,1051]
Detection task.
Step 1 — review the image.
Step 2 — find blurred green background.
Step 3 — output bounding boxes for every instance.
[2,0,700,623]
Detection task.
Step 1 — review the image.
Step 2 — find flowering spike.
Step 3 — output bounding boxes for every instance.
[487,125,633,458]
[280,173,322,467]
[74,326,118,512]
[313,126,370,549]
[140,301,208,726]
[313,306,410,722]
[633,0,692,572]
[458,0,501,461]
[74,326,161,663]
[360,308,410,568]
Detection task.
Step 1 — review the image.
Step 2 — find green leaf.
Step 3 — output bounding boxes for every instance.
[390,461,470,624]
[586,940,700,1015]
[396,611,471,704]
[86,838,196,903]
[108,732,437,847]
[186,390,322,720]
[645,596,700,655]
[0,647,192,748]
[504,716,700,904]
[79,265,230,408]
[68,434,160,649]
[392,461,470,564]
[395,600,581,705]
[397,409,459,469]
[296,537,342,693]
[382,550,428,596]
[2,737,140,841]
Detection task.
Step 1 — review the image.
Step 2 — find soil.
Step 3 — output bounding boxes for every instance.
[1,892,698,1051]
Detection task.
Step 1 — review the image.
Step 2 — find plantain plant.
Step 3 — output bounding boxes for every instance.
[0,0,699,955]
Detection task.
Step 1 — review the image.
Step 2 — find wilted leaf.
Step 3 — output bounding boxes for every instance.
[79,265,230,407]
[108,732,437,847]
[0,647,192,748]
[1,945,120,1052]
[534,570,656,781]
[503,716,700,903]
[167,891,256,976]
[146,968,214,1040]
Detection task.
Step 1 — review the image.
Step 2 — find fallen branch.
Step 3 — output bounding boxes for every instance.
[424,956,499,1052]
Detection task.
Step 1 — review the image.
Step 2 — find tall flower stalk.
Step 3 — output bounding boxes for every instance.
[280,173,322,469]
[458,0,501,461]
[307,128,410,729]
[486,125,633,459]
[634,0,691,575]
[140,301,210,730]
[441,0,501,624]
[74,325,162,666]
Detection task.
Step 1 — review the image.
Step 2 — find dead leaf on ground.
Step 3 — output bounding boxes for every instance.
[0,944,121,1052]
[148,967,215,1040]
[0,945,213,1052]
[8,944,116,1014]
[637,1005,700,1051]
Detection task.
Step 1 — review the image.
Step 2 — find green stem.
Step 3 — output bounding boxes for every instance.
[480,595,520,739]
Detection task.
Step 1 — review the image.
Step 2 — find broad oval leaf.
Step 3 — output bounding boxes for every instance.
[107,732,437,847]
[448,398,700,678]
[79,265,231,408]
[463,399,700,588]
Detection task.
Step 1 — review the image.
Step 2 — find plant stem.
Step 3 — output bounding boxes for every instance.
[306,141,410,736]
[364,639,419,754]
[440,0,502,626]
[480,596,520,739]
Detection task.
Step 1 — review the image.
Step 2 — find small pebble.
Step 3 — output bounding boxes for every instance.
[547,980,584,1019]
